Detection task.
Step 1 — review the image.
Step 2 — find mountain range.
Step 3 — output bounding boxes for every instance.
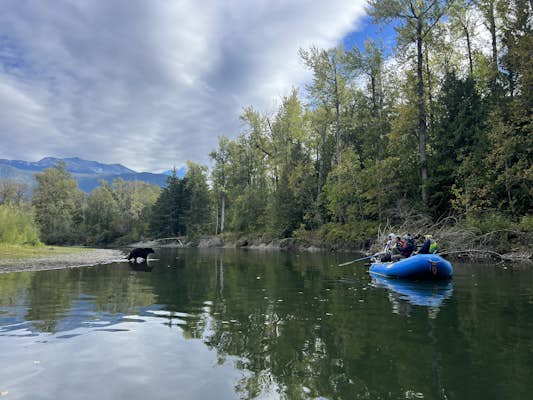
[0,157,186,193]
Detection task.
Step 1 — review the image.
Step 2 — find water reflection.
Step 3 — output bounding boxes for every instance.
[128,260,154,272]
[370,276,454,317]
[0,249,532,400]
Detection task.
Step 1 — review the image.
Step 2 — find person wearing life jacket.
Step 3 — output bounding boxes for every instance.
[418,234,438,254]
[379,233,396,262]
[402,233,416,257]
[391,235,410,261]
[394,234,415,258]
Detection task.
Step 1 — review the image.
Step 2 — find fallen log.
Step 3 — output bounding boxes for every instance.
[440,249,532,261]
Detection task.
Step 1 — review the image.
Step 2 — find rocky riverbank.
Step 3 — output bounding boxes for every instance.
[129,228,532,262]
[0,248,125,273]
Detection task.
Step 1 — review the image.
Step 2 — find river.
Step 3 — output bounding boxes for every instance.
[1,248,532,399]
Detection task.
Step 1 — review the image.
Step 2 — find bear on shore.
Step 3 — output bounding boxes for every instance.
[127,247,155,262]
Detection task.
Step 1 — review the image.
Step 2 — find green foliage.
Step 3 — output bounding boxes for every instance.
[322,147,363,223]
[27,163,161,246]
[428,73,486,216]
[1,1,526,248]
[84,179,160,245]
[318,221,379,243]
[150,173,188,237]
[481,109,531,215]
[85,183,120,244]
[269,170,302,237]
[357,158,403,221]
[518,215,533,232]
[202,1,532,243]
[0,204,41,245]
[112,179,160,241]
[0,179,29,205]
[228,188,267,234]
[32,163,84,245]
[184,161,211,237]
[464,212,515,234]
[150,164,211,238]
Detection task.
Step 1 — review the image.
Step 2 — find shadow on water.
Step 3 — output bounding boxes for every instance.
[0,248,532,400]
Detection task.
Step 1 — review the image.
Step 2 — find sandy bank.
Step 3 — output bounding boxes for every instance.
[0,248,126,274]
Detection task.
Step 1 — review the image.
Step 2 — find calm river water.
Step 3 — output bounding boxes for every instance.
[1,248,532,400]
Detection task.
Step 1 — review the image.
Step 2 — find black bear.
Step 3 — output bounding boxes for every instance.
[127,247,155,262]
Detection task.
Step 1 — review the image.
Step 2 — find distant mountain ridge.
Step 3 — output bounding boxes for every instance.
[0,157,174,193]
[0,157,135,175]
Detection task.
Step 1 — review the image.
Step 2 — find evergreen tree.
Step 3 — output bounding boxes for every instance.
[428,73,486,216]
[150,172,187,237]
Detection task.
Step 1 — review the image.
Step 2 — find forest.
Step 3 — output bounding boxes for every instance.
[0,0,531,250]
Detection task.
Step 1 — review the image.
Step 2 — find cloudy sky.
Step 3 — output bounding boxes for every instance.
[0,0,370,172]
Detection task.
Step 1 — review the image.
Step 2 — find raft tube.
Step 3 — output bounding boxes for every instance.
[369,254,453,280]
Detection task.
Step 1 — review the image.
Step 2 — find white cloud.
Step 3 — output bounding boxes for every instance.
[0,0,367,172]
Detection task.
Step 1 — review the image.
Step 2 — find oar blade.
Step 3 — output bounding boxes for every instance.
[338,260,357,267]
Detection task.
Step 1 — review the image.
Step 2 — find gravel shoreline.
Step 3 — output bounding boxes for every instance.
[0,248,126,273]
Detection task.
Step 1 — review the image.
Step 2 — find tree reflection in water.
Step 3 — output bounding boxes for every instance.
[0,249,531,400]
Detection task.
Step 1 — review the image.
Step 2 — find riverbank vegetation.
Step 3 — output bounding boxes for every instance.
[204,0,532,256]
[0,204,41,246]
[0,1,531,259]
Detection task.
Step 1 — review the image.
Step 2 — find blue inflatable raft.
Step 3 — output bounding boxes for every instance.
[369,254,453,280]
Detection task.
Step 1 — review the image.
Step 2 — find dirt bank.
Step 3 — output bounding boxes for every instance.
[0,248,126,273]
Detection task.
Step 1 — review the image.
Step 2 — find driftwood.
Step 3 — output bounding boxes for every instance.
[156,237,184,246]
[373,210,532,262]
[440,249,532,261]
[439,249,505,259]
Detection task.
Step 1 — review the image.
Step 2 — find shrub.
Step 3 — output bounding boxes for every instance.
[464,212,514,234]
[0,204,41,245]
[318,221,379,243]
[518,215,533,232]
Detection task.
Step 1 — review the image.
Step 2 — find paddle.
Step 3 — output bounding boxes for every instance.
[338,254,377,267]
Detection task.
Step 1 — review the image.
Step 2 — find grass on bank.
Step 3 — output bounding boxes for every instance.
[0,244,89,261]
[0,204,89,261]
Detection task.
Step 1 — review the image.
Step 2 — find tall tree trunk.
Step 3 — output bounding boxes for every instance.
[417,19,428,205]
[371,74,377,117]
[485,0,499,88]
[215,204,219,235]
[333,67,341,167]
[220,193,225,233]
[489,4,498,74]
[464,22,474,76]
[425,43,434,133]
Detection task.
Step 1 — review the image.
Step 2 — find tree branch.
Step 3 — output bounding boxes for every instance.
[409,1,418,18]
[422,10,445,38]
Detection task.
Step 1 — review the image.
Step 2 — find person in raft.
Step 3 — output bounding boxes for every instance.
[380,235,410,261]
[383,233,396,253]
[418,234,438,254]
[403,233,417,255]
[379,233,396,262]
[390,234,416,261]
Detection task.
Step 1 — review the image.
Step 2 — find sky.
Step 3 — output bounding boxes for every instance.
[0,0,376,173]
